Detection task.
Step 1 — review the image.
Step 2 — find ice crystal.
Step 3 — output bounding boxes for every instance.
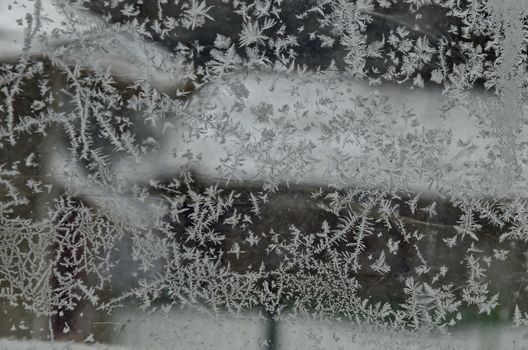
[2,0,528,348]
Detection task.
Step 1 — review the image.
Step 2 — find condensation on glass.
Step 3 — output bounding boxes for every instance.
[1,0,528,349]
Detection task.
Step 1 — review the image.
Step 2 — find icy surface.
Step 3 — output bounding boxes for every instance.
[3,0,528,348]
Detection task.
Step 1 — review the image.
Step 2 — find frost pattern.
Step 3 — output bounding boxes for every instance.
[2,0,528,347]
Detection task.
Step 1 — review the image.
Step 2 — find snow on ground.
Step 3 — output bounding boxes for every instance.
[4,310,525,350]
[0,338,127,350]
[278,316,528,350]
[111,309,266,350]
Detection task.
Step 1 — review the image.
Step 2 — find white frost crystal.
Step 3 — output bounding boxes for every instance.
[2,0,528,348]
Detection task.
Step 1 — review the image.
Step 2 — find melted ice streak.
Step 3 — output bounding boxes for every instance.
[115,71,527,197]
